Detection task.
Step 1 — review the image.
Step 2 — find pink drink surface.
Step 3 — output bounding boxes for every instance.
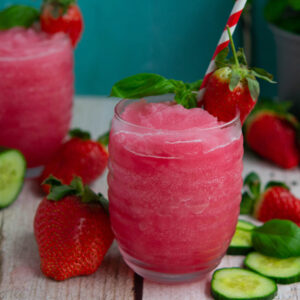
[109,100,243,274]
[0,28,74,167]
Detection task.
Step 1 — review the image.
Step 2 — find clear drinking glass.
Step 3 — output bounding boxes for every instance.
[0,28,74,169]
[108,98,243,283]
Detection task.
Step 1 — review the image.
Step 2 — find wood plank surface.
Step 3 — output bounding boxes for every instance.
[0,98,299,300]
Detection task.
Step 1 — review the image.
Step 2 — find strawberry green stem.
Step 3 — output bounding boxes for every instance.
[226,26,239,68]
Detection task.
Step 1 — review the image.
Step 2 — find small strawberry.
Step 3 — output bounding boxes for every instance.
[40,0,83,47]
[203,26,275,124]
[245,100,299,169]
[255,183,300,226]
[240,173,300,226]
[40,129,109,194]
[34,176,114,281]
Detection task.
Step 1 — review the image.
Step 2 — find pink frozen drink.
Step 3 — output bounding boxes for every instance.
[0,28,73,168]
[108,99,243,283]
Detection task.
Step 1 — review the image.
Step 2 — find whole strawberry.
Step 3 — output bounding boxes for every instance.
[245,100,299,169]
[40,129,108,193]
[34,177,114,281]
[40,0,84,47]
[241,173,300,226]
[203,26,275,124]
[255,184,300,227]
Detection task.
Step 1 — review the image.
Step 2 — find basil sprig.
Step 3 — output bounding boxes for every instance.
[0,5,40,30]
[110,73,202,109]
[252,219,300,258]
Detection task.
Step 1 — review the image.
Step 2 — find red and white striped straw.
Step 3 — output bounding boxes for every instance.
[198,0,247,100]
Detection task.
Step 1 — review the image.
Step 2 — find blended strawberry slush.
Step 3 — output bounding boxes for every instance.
[0,28,73,168]
[108,99,243,282]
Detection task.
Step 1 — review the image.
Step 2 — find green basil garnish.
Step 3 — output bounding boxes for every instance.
[0,5,39,30]
[252,219,300,258]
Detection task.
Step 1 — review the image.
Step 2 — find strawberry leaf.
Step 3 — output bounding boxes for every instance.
[47,185,78,200]
[265,181,290,191]
[98,193,109,214]
[251,68,276,84]
[98,131,110,146]
[246,77,260,101]
[0,5,39,30]
[69,128,91,140]
[43,0,76,15]
[229,69,241,91]
[236,48,248,66]
[215,48,229,68]
[244,172,261,198]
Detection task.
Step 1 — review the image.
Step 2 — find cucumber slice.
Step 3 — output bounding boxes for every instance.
[237,219,256,231]
[211,268,277,300]
[245,252,300,284]
[0,148,26,208]
[227,228,254,255]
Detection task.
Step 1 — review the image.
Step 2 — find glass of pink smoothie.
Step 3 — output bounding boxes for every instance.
[108,98,243,283]
[0,28,74,169]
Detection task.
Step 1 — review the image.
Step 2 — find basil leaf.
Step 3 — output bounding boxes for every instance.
[110,73,175,99]
[185,79,203,91]
[0,5,39,30]
[252,219,300,258]
[246,77,260,101]
[229,69,241,91]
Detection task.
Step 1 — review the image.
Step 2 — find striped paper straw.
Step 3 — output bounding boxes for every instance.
[198,0,247,99]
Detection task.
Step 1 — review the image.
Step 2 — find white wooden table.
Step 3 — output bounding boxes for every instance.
[0,97,299,300]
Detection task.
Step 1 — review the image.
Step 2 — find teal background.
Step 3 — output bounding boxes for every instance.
[1,0,277,97]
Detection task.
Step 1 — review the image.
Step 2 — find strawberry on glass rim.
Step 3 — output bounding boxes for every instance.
[203,26,275,124]
[40,0,83,47]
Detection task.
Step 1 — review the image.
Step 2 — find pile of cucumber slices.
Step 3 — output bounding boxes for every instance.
[211,220,300,300]
[0,148,26,208]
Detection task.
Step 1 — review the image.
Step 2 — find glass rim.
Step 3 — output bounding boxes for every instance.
[0,30,71,62]
[114,98,241,132]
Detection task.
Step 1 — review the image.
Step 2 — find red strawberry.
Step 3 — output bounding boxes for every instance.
[40,0,83,47]
[40,129,109,194]
[254,184,300,227]
[203,26,275,124]
[34,177,114,281]
[245,100,299,169]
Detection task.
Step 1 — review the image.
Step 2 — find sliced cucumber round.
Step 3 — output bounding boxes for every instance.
[237,219,256,231]
[0,148,26,208]
[227,228,254,255]
[211,268,277,300]
[245,252,300,284]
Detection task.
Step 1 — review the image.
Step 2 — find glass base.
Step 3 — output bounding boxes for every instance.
[26,166,44,179]
[119,247,220,284]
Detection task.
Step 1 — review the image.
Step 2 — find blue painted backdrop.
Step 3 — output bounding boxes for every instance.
[1,0,277,97]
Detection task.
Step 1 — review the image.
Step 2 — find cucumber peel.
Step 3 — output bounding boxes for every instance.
[245,252,300,284]
[211,268,277,300]
[0,148,26,208]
